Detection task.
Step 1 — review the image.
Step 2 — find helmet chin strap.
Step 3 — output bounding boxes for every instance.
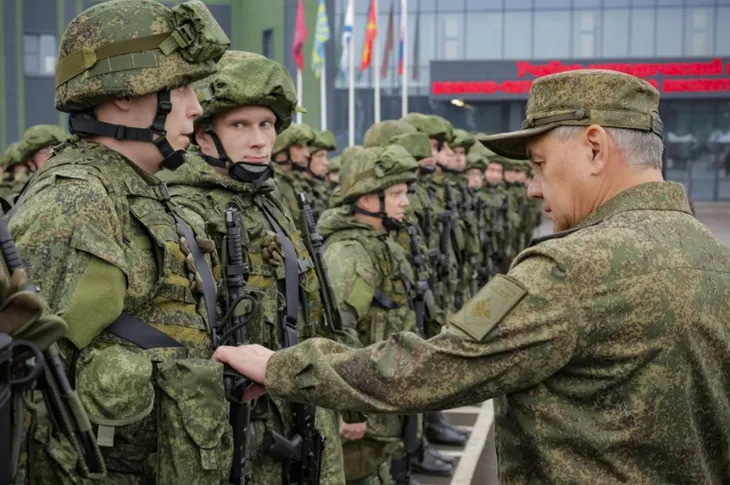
[437,162,464,174]
[352,191,402,231]
[68,90,186,171]
[200,127,273,187]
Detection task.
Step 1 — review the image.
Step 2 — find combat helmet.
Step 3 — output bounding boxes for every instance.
[18,125,69,168]
[1,142,22,171]
[337,145,417,230]
[272,123,315,168]
[193,50,297,185]
[310,130,336,153]
[402,113,454,147]
[451,129,476,152]
[363,119,417,148]
[466,151,488,172]
[55,0,230,170]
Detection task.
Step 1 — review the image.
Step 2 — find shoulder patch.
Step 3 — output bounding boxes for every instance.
[450,274,527,341]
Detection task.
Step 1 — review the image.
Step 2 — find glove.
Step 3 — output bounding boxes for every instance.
[261,231,284,267]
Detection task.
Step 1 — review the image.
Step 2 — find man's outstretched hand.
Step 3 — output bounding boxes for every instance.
[213,344,274,402]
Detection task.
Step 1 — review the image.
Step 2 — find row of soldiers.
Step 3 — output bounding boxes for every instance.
[1,2,541,485]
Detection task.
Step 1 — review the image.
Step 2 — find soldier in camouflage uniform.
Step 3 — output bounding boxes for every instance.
[306,129,337,218]
[450,129,483,299]
[17,125,69,173]
[0,142,22,201]
[9,1,233,483]
[317,145,418,485]
[501,157,526,264]
[464,151,489,287]
[160,50,346,485]
[326,154,341,191]
[362,121,456,478]
[481,154,510,275]
[216,68,730,485]
[399,114,468,448]
[272,124,315,223]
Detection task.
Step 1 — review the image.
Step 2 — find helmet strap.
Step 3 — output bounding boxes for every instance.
[68,90,186,170]
[352,191,401,231]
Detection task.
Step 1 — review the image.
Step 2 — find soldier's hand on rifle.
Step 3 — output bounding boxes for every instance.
[339,419,367,441]
[213,344,272,394]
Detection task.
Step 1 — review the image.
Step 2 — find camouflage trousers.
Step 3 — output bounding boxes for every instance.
[346,460,393,485]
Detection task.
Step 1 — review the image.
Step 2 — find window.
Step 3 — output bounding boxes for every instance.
[533,10,571,59]
[685,8,713,56]
[505,0,532,9]
[574,0,601,6]
[535,0,570,7]
[630,8,655,56]
[573,10,599,58]
[440,14,463,60]
[438,0,465,12]
[466,0,502,9]
[262,29,273,59]
[655,8,683,56]
[24,34,56,77]
[717,7,730,55]
[504,11,532,58]
[413,13,435,70]
[465,12,503,59]
[602,8,630,57]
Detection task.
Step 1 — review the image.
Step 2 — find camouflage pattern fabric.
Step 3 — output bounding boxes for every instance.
[55,0,229,112]
[479,69,664,159]
[10,140,230,484]
[265,181,730,485]
[161,153,346,485]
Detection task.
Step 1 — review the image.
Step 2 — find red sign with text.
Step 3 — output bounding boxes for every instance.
[431,58,730,99]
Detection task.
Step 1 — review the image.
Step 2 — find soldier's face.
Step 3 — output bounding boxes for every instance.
[515,171,528,184]
[466,168,484,189]
[504,170,519,183]
[164,85,203,152]
[384,183,410,222]
[29,147,53,171]
[203,105,277,164]
[485,163,503,185]
[309,149,329,177]
[433,140,455,169]
[526,130,594,232]
[418,156,436,171]
[290,144,310,166]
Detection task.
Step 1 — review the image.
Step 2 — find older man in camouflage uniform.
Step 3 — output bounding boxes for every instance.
[9,1,233,483]
[160,50,346,485]
[216,69,730,485]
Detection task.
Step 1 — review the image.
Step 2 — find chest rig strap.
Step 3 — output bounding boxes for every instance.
[254,197,300,348]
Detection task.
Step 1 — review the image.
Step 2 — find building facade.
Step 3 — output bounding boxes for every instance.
[2,0,730,199]
[334,0,730,201]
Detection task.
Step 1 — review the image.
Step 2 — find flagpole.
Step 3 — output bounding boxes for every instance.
[373,0,381,123]
[320,57,327,130]
[401,0,408,117]
[348,21,355,146]
[297,68,303,124]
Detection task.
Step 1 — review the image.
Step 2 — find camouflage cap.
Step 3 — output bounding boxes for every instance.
[389,132,431,161]
[55,0,230,112]
[1,142,22,168]
[18,125,69,163]
[272,123,315,155]
[338,145,417,205]
[466,151,488,172]
[452,129,476,150]
[402,113,454,141]
[479,69,663,159]
[363,119,417,148]
[310,130,337,152]
[196,50,297,133]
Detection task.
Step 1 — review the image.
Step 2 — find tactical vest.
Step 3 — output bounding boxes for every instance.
[21,141,232,484]
[325,227,415,343]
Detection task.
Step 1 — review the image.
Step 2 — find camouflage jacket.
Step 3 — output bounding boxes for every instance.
[161,154,345,485]
[10,140,231,484]
[317,207,414,463]
[482,184,510,274]
[273,165,301,223]
[265,181,730,485]
[297,172,330,223]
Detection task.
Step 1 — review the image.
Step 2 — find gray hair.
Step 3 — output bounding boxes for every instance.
[552,126,663,170]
